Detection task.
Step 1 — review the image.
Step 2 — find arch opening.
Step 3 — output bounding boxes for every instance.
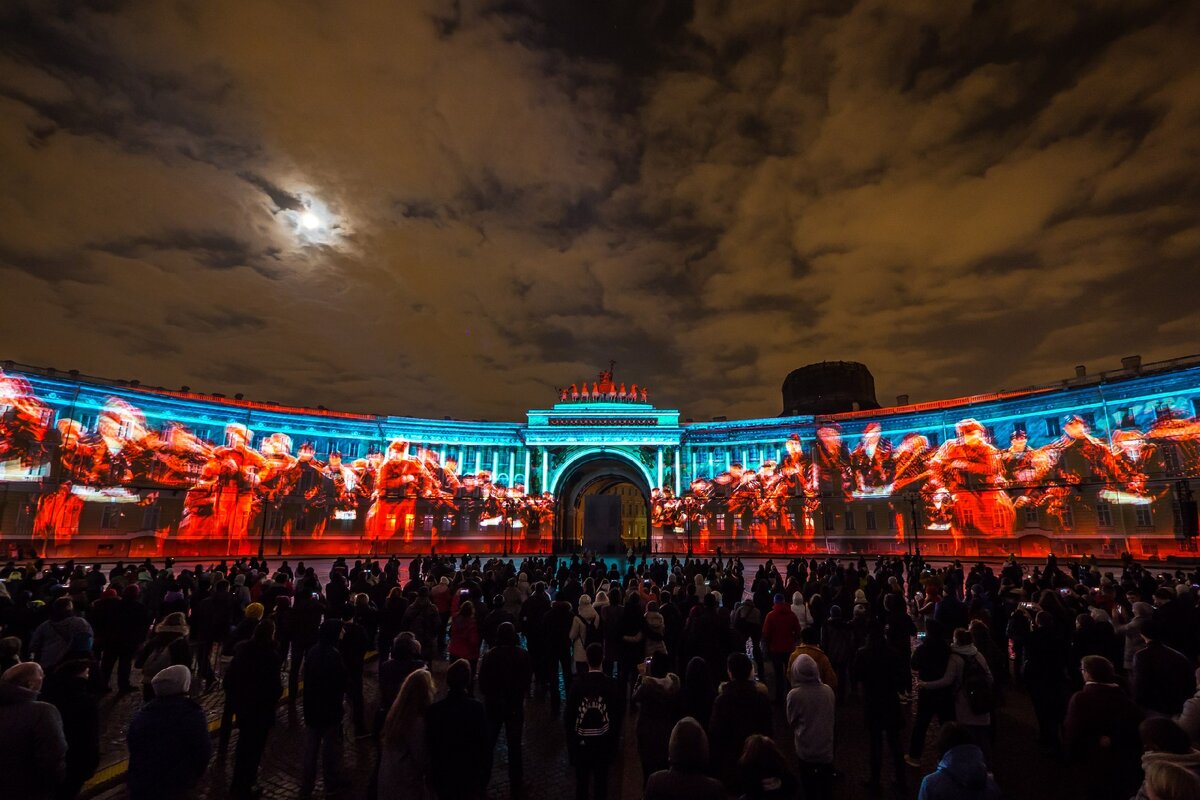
[554,456,651,554]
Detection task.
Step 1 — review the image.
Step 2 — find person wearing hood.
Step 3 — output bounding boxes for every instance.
[0,662,67,800]
[643,716,726,800]
[29,597,93,670]
[918,627,994,761]
[790,591,813,632]
[126,665,211,800]
[570,594,603,673]
[300,618,348,798]
[1132,717,1200,800]
[633,653,681,784]
[916,722,1001,800]
[787,654,835,800]
[478,622,533,790]
[1063,655,1144,800]
[708,652,773,789]
[134,612,192,700]
[762,593,801,703]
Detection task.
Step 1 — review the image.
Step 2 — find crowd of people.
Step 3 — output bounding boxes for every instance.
[0,549,1199,800]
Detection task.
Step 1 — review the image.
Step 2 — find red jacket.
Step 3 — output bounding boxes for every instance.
[448,614,481,660]
[762,601,802,654]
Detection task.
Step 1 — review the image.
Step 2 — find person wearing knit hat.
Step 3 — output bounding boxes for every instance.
[643,717,725,799]
[127,664,210,800]
[245,602,265,621]
[136,612,191,700]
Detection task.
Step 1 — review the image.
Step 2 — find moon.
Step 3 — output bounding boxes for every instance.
[300,210,321,230]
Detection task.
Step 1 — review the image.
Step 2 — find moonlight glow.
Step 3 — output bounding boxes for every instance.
[300,210,321,230]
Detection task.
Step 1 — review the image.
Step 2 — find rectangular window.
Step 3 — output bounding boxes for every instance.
[844,511,855,531]
[101,504,122,530]
[887,511,896,530]
[142,504,161,531]
[1046,417,1061,437]
[961,509,975,529]
[991,509,1007,531]
[1193,398,1200,417]
[1062,506,1074,529]
[1012,420,1027,437]
[927,432,940,447]
[865,508,877,531]
[985,426,996,444]
[1097,501,1113,527]
[822,510,835,531]
[1135,506,1153,527]
[1025,506,1039,526]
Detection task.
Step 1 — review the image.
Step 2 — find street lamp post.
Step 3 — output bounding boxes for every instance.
[906,492,921,556]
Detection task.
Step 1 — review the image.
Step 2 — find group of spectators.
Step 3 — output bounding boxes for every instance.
[0,549,1199,800]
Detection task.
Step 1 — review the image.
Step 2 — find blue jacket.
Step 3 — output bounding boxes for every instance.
[917,744,1001,800]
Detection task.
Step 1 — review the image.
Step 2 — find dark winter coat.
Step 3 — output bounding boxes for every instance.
[0,679,67,800]
[126,695,211,800]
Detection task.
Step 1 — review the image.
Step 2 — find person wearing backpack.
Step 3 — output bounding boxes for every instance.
[564,642,625,800]
[134,613,191,700]
[570,595,603,674]
[918,627,995,762]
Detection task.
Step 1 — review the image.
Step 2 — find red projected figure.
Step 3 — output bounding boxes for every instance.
[1148,410,1200,478]
[367,439,424,541]
[180,423,264,552]
[34,420,88,546]
[779,435,815,538]
[891,433,932,543]
[0,369,52,476]
[930,418,1014,540]
[811,424,853,501]
[851,422,894,493]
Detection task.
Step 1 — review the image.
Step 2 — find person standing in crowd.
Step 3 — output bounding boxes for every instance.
[0,662,67,800]
[448,599,482,686]
[762,593,801,703]
[378,668,436,800]
[1023,611,1069,755]
[288,589,325,702]
[788,626,838,691]
[1134,620,1196,717]
[224,619,283,799]
[570,594,602,674]
[134,611,191,700]
[104,584,149,693]
[191,579,239,691]
[300,619,348,798]
[126,665,211,800]
[733,597,765,680]
[916,722,1001,800]
[41,657,100,800]
[633,652,681,784]
[338,604,371,738]
[822,605,856,702]
[787,653,836,800]
[30,597,93,670]
[918,627,995,761]
[427,658,491,800]
[1064,654,1145,800]
[544,597,576,709]
[708,652,773,789]
[376,632,426,734]
[853,626,910,794]
[478,622,533,792]
[401,587,441,664]
[1133,718,1200,800]
[737,734,800,800]
[908,619,954,766]
[643,716,726,800]
[565,643,625,800]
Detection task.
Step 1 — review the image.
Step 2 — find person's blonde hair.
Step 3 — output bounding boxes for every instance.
[382,668,435,746]
[1145,760,1200,800]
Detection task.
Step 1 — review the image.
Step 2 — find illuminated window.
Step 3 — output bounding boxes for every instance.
[1135,506,1153,527]
[961,509,975,529]
[1045,418,1061,437]
[1097,502,1113,527]
[1025,506,1038,525]
[822,510,835,531]
[991,509,1007,530]
[844,511,855,531]
[101,504,122,530]
[865,508,877,530]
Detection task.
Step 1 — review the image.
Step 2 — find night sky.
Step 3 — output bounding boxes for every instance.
[2,1,1198,422]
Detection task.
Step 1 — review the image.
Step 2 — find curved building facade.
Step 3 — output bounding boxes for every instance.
[1,358,1198,560]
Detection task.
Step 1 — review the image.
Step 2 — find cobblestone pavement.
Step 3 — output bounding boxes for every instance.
[87,651,1086,800]
[82,556,1089,799]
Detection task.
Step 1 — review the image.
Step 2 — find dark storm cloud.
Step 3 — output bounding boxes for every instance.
[1,0,1198,422]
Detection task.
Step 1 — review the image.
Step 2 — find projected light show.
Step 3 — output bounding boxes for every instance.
[2,359,1197,560]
